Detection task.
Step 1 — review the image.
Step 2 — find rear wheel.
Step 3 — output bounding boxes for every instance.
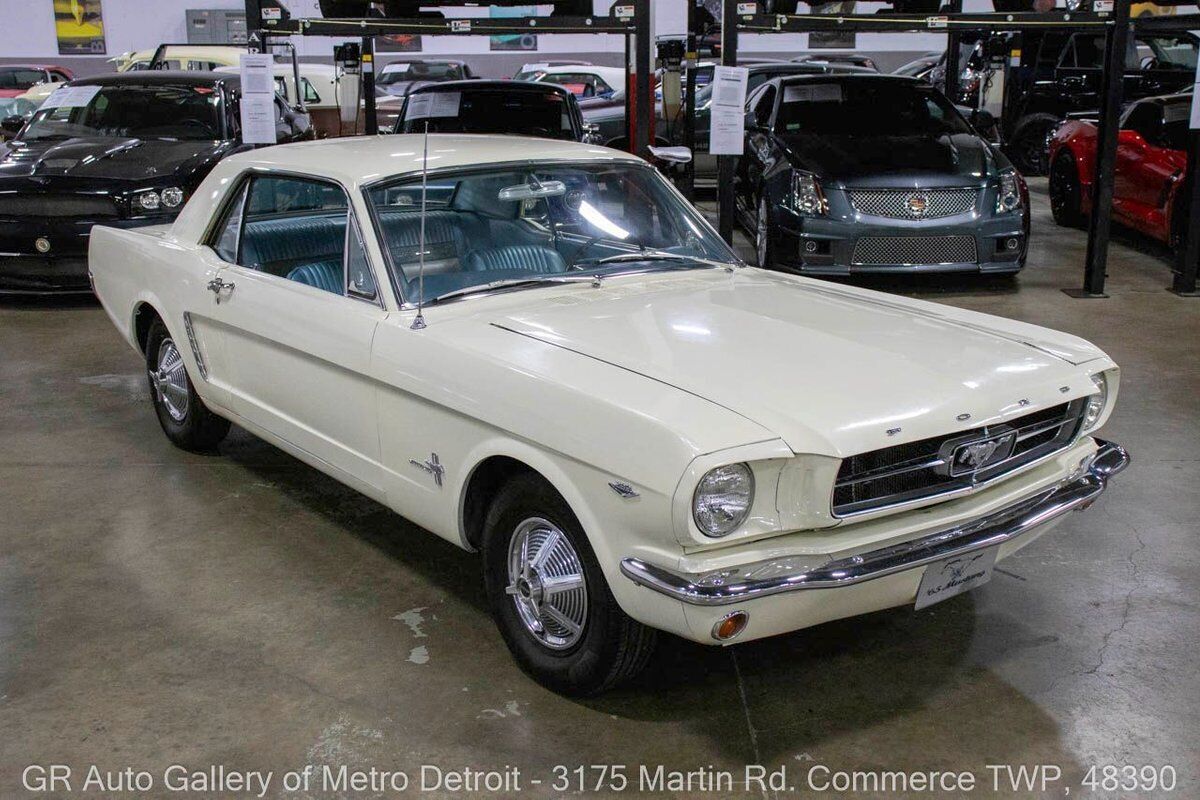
[481,473,655,695]
[1049,152,1085,228]
[1009,113,1060,176]
[892,0,943,11]
[144,319,230,452]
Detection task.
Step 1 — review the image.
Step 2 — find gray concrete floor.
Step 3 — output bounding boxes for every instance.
[1,181,1198,799]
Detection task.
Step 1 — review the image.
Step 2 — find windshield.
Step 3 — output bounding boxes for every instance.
[378,63,465,85]
[367,161,738,304]
[399,89,577,140]
[19,83,223,141]
[0,68,45,91]
[0,97,38,119]
[774,80,973,136]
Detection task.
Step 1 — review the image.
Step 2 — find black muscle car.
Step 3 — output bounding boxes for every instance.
[0,71,311,294]
[737,75,1029,276]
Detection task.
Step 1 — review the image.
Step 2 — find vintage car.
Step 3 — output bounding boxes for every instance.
[1048,93,1188,248]
[109,46,249,73]
[0,64,74,99]
[0,71,311,294]
[393,80,590,141]
[375,60,478,98]
[89,135,1127,695]
[736,74,1029,276]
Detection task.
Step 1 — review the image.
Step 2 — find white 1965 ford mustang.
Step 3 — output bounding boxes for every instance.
[90,135,1128,695]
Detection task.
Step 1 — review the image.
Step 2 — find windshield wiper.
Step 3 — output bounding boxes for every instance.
[424,274,596,305]
[583,250,738,271]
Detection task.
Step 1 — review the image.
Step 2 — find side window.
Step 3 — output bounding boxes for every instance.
[346,217,377,299]
[301,78,321,104]
[238,176,352,294]
[754,85,776,127]
[212,180,249,264]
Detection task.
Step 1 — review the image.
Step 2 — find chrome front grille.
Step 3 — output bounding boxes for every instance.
[0,194,119,219]
[849,188,979,219]
[832,400,1086,517]
[851,235,978,266]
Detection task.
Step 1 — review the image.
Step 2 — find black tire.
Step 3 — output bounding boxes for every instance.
[1049,152,1085,228]
[319,0,370,18]
[992,0,1034,10]
[551,0,594,15]
[755,192,777,269]
[382,0,419,15]
[482,473,655,696]
[144,318,230,452]
[1008,113,1060,176]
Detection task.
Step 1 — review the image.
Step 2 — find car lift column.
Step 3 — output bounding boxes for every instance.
[1070,0,1130,298]
[717,0,739,245]
[362,36,378,135]
[633,0,653,158]
[681,0,700,201]
[944,0,963,102]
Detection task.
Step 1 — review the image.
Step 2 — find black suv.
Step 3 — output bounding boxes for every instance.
[1004,29,1198,175]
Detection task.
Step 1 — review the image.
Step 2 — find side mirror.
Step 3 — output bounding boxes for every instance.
[744,110,761,130]
[968,108,995,131]
[648,145,693,164]
[1,115,25,135]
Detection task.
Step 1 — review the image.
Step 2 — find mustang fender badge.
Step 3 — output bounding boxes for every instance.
[609,481,639,499]
[410,453,445,487]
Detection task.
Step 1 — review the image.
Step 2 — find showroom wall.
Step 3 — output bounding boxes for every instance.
[0,0,968,77]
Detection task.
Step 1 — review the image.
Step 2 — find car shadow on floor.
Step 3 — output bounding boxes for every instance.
[213,427,1063,769]
[0,293,99,310]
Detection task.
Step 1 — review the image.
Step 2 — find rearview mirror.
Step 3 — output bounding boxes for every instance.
[648,145,693,164]
[0,115,25,135]
[498,180,568,201]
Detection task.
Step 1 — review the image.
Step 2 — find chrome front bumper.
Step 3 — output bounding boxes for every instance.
[621,440,1129,607]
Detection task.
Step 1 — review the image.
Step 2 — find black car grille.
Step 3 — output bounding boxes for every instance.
[0,194,120,219]
[849,189,979,219]
[852,235,978,266]
[832,400,1086,517]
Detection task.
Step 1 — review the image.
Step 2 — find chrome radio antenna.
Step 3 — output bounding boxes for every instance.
[410,121,430,331]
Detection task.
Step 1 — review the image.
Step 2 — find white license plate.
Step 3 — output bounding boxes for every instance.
[914,547,998,610]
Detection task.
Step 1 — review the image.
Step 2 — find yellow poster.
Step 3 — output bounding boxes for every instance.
[55,0,106,55]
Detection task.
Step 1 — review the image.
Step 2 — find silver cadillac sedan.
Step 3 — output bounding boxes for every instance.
[735,75,1029,276]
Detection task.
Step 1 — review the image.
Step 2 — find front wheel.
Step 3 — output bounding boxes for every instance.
[145,318,230,452]
[1008,113,1060,176]
[482,473,655,695]
[1049,152,1085,228]
[756,193,777,269]
[319,0,370,17]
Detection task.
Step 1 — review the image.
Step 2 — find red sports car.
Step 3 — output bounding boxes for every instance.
[1048,93,1189,248]
[0,65,74,99]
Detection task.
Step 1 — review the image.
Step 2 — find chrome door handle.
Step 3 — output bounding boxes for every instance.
[207,277,235,303]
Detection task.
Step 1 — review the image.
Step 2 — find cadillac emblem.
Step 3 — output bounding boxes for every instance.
[906,193,930,218]
[35,237,51,254]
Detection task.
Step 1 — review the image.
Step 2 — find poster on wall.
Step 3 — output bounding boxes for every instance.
[490,5,538,52]
[54,0,106,55]
[808,1,856,49]
[376,33,423,53]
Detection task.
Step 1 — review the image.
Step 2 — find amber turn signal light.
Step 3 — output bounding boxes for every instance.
[712,611,749,642]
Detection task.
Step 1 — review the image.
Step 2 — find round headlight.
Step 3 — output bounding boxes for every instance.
[161,187,184,208]
[692,464,755,538]
[138,191,161,211]
[1083,372,1108,431]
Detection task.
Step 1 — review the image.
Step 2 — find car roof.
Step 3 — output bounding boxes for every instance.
[214,134,640,189]
[409,79,573,97]
[70,70,235,88]
[771,73,920,87]
[0,64,66,70]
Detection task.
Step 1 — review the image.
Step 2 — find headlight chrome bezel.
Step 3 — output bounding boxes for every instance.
[1083,372,1109,432]
[134,186,185,214]
[692,463,755,538]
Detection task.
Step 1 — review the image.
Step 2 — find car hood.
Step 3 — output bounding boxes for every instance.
[0,136,231,182]
[778,130,1002,188]
[490,269,1105,457]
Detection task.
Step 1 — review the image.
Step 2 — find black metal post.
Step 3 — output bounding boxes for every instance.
[1172,131,1200,296]
[244,0,263,51]
[1069,1,1130,298]
[633,0,653,159]
[681,0,699,200]
[944,0,963,103]
[717,0,739,245]
[362,36,378,135]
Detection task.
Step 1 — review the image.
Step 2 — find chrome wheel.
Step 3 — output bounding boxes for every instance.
[505,517,588,650]
[756,196,770,267]
[150,338,189,423]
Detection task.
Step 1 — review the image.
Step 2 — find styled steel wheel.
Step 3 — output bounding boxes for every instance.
[506,517,588,650]
[150,338,190,423]
[143,317,230,452]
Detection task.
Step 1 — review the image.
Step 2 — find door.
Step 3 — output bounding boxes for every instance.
[203,173,388,496]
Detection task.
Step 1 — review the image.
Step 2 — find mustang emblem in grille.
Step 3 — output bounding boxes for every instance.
[943,430,1019,478]
[906,193,930,218]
